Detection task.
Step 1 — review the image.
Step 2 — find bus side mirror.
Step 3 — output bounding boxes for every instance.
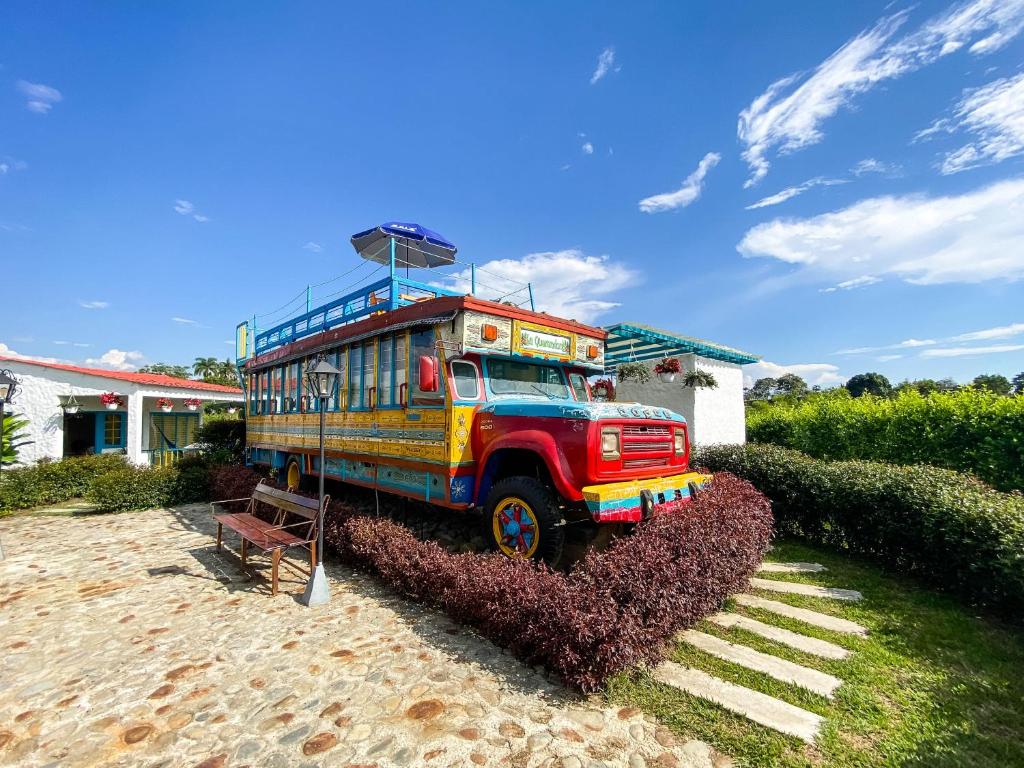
[418,355,439,392]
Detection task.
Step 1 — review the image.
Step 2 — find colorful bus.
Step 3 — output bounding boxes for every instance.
[237,223,709,564]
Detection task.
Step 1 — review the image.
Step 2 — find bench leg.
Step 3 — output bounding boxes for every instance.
[216,522,223,551]
[271,549,281,597]
[241,538,248,565]
[310,541,316,573]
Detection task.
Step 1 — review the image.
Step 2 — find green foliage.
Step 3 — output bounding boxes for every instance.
[844,371,892,398]
[616,361,652,384]
[195,418,246,464]
[746,387,1024,491]
[138,362,191,379]
[85,462,211,512]
[895,377,959,395]
[0,454,128,512]
[695,443,1024,614]
[972,373,1012,395]
[681,370,718,389]
[2,411,31,466]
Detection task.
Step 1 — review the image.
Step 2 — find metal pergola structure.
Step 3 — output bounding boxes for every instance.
[602,322,759,373]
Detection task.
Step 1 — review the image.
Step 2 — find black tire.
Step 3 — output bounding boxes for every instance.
[482,476,565,566]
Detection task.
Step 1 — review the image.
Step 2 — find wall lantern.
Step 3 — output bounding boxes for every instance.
[481,324,498,342]
[59,393,81,415]
[0,369,18,405]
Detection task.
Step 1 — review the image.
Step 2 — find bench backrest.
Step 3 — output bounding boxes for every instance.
[252,481,325,521]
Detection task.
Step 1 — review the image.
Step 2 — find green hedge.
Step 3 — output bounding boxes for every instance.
[695,443,1024,614]
[0,454,128,512]
[85,463,209,512]
[1,453,214,514]
[746,388,1024,492]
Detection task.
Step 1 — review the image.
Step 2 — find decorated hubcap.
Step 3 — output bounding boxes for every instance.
[492,497,539,558]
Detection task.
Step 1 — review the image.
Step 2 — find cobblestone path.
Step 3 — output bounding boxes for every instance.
[0,505,725,768]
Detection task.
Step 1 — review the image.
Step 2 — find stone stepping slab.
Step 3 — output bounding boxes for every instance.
[734,594,869,636]
[678,630,842,698]
[709,613,851,660]
[653,662,823,744]
[759,562,827,573]
[750,577,862,602]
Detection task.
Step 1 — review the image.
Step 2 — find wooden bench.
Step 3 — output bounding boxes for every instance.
[211,481,329,596]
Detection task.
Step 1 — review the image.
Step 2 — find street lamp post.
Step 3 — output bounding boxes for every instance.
[301,354,341,607]
[0,369,22,562]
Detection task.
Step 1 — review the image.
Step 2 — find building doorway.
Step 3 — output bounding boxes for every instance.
[63,413,96,456]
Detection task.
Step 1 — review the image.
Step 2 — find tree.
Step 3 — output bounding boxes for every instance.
[971,373,1012,395]
[775,373,808,398]
[193,356,219,379]
[845,372,892,398]
[745,377,777,401]
[1013,372,1024,395]
[138,363,191,379]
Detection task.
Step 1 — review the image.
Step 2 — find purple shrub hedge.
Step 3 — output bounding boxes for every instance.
[209,465,772,690]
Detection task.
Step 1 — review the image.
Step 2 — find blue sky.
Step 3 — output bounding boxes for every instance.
[2,0,1023,386]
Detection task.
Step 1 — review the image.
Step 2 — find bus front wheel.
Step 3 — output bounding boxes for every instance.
[482,476,564,566]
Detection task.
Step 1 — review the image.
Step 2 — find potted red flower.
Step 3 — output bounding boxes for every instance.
[184,398,201,411]
[653,357,681,383]
[157,397,174,413]
[100,392,123,411]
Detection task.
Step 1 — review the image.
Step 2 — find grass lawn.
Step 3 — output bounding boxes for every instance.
[605,539,1024,767]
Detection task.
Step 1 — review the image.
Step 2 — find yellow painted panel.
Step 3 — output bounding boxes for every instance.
[581,472,712,503]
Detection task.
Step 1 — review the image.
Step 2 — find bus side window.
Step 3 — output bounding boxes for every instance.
[249,374,258,415]
[362,340,376,409]
[410,329,444,406]
[569,372,590,401]
[395,333,407,406]
[334,347,347,410]
[379,334,393,407]
[349,344,362,410]
[451,360,480,400]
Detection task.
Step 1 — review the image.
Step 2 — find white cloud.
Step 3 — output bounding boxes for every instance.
[638,152,721,213]
[951,321,1024,341]
[738,176,1024,286]
[53,340,91,348]
[444,249,636,324]
[590,47,617,85]
[747,177,847,209]
[819,275,881,293]
[174,199,208,222]
[303,241,323,253]
[581,142,594,155]
[738,0,1024,186]
[852,158,901,176]
[899,338,937,348]
[876,354,903,361]
[0,342,60,364]
[921,343,1024,357]
[79,300,109,310]
[84,349,144,371]
[172,317,199,325]
[17,80,62,113]
[743,360,846,388]
[922,72,1024,174]
[560,163,571,171]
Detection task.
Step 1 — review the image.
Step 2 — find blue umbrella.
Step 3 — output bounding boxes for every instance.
[350,222,457,269]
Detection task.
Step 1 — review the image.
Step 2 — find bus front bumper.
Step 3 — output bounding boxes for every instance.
[581,471,712,523]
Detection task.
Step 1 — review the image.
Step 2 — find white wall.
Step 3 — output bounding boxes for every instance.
[1,360,243,466]
[615,354,747,447]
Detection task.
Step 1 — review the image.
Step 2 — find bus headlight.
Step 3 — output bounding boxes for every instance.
[674,430,685,454]
[601,427,621,460]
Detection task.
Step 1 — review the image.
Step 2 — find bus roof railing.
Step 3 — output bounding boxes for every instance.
[240,275,460,363]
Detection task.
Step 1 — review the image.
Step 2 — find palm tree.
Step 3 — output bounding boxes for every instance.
[193,357,218,379]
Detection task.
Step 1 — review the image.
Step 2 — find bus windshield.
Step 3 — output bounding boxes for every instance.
[486,359,569,399]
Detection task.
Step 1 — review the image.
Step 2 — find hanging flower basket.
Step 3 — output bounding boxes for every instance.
[157,397,174,413]
[100,392,123,411]
[184,398,201,411]
[654,357,681,383]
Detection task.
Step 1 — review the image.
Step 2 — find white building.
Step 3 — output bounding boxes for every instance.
[0,356,244,466]
[603,323,758,446]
